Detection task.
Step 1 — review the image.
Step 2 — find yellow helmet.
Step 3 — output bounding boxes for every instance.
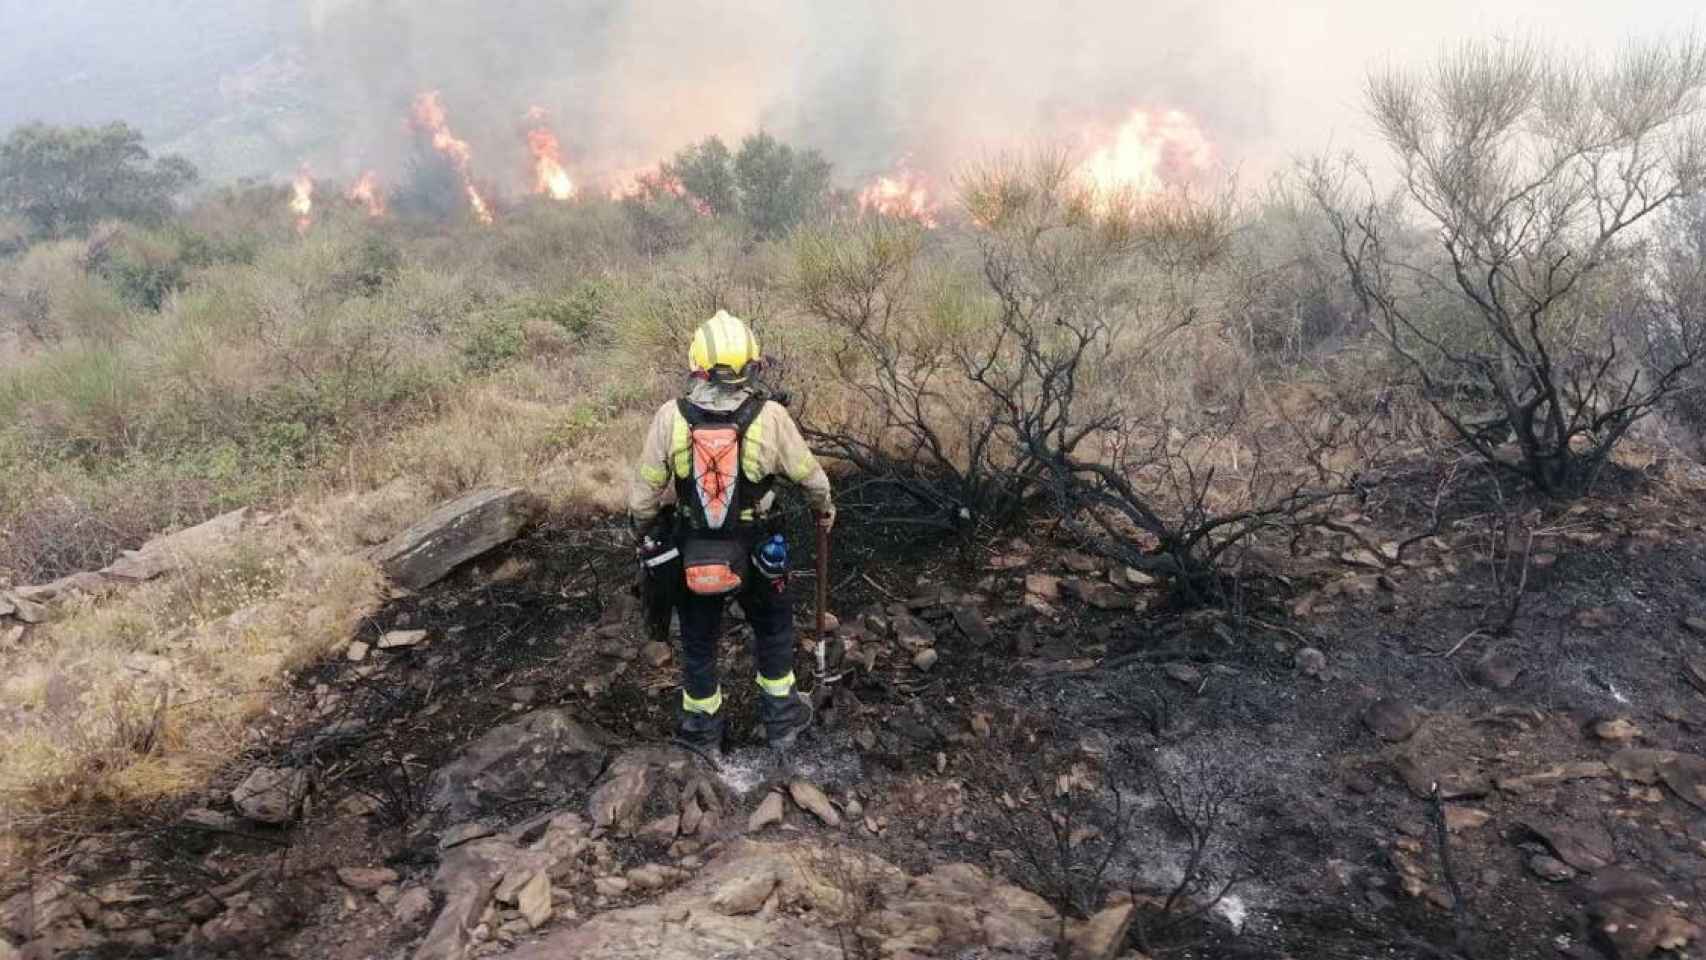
[688,309,762,384]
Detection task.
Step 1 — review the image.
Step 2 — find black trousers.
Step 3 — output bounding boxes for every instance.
[677,571,795,702]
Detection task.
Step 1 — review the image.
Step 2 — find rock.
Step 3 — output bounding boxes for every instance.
[1069,901,1135,960]
[588,756,656,833]
[1392,754,1490,800]
[1295,647,1327,676]
[101,507,251,581]
[1120,567,1158,588]
[0,595,12,617]
[912,648,939,672]
[1575,606,1617,630]
[749,792,785,832]
[495,867,535,905]
[417,839,513,960]
[337,867,399,892]
[1496,761,1613,795]
[640,814,681,842]
[1470,647,1523,690]
[1061,551,1100,573]
[1526,855,1575,883]
[372,486,541,590]
[626,865,668,891]
[1077,583,1136,611]
[517,871,552,929]
[950,605,992,645]
[641,641,672,667]
[8,595,47,624]
[1607,748,1706,810]
[1,625,22,647]
[1681,615,1706,637]
[1024,574,1062,602]
[788,782,841,827]
[430,710,608,820]
[441,822,497,850]
[710,870,777,916]
[392,886,433,920]
[231,766,308,824]
[1163,662,1201,686]
[1364,698,1425,742]
[346,640,371,662]
[1655,752,1706,811]
[1444,807,1491,832]
[2,874,85,939]
[1520,818,1615,872]
[1684,655,1706,695]
[379,629,428,649]
[890,615,936,650]
[1593,718,1642,744]
[1587,869,1702,959]
[594,876,630,897]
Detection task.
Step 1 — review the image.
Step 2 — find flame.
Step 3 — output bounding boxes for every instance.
[605,165,671,201]
[347,170,386,217]
[857,165,940,227]
[1077,108,1215,198]
[607,166,712,216]
[290,167,314,235]
[410,90,494,224]
[523,108,576,201]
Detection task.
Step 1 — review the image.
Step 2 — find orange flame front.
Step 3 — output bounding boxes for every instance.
[1078,108,1214,199]
[410,91,494,224]
[607,165,713,216]
[857,165,940,227]
[524,108,575,201]
[290,167,314,235]
[347,170,386,217]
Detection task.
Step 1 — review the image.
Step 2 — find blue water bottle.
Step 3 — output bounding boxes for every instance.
[755,534,788,580]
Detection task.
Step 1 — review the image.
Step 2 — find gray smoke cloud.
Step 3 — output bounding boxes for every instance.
[1,0,1700,192]
[293,0,1706,195]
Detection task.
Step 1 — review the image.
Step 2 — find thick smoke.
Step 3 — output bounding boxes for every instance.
[301,0,1274,190]
[2,0,1699,190]
[295,0,1702,194]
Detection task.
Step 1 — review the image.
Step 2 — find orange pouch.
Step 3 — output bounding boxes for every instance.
[682,538,748,596]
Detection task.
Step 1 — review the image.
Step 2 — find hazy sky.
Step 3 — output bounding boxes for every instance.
[0,0,1700,188]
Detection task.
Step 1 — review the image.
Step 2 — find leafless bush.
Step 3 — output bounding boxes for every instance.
[980,749,1129,957]
[793,217,1014,531]
[961,155,1372,596]
[790,846,893,960]
[1310,37,1706,496]
[1131,754,1247,955]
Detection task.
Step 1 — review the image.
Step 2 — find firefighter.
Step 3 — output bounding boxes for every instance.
[629,309,835,758]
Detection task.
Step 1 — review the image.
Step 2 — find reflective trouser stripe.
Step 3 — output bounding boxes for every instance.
[682,687,723,715]
[755,672,796,697]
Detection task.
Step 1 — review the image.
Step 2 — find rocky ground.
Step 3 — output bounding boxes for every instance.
[6,459,1706,960]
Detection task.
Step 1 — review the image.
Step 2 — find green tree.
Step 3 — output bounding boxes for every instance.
[735,131,830,239]
[665,136,739,216]
[0,122,197,238]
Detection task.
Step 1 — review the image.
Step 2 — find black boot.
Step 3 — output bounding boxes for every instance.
[673,707,725,763]
[759,690,815,749]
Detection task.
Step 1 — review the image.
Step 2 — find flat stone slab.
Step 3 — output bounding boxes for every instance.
[372,487,541,590]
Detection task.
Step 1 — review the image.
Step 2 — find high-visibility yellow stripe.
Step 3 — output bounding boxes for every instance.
[682,687,723,715]
[669,409,692,479]
[742,410,766,483]
[787,456,817,483]
[639,464,668,489]
[755,672,796,697]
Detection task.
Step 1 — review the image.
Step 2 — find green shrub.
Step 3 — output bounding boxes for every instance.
[461,313,527,372]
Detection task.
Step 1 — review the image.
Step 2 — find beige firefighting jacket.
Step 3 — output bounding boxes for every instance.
[628,382,835,529]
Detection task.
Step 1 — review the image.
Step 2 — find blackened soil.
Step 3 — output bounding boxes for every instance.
[68,465,1706,960]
